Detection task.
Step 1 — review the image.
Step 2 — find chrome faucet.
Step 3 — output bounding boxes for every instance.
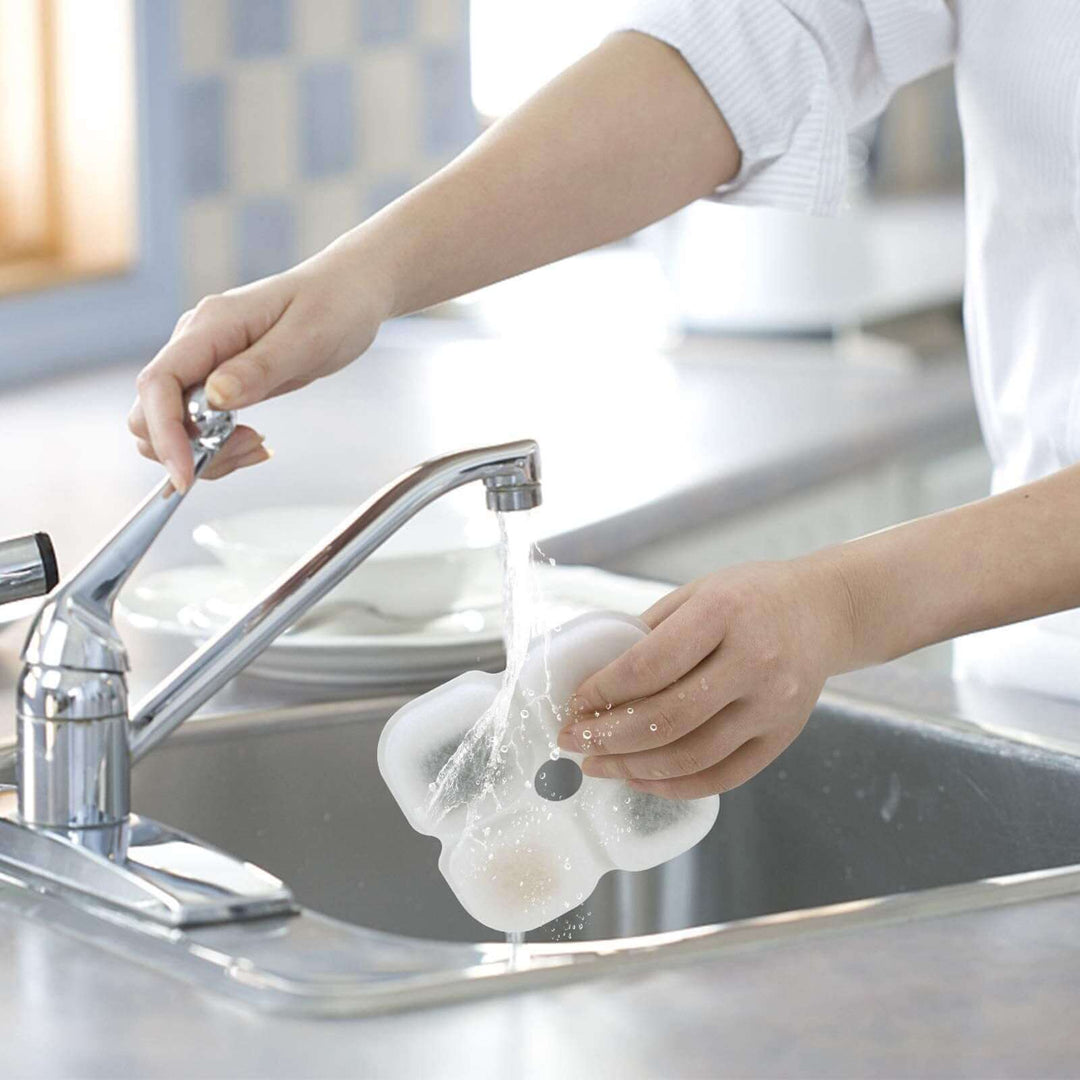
[0,387,541,927]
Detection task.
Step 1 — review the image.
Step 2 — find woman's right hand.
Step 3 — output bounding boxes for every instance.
[129,244,390,491]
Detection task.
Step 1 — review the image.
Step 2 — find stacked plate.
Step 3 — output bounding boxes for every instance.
[117,507,672,694]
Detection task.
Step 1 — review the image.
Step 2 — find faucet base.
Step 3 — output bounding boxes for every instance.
[0,787,295,927]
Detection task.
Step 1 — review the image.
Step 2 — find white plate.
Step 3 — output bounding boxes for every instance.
[193,504,503,619]
[118,563,672,688]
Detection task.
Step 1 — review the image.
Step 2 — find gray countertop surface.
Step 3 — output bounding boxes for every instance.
[6,320,1071,1078]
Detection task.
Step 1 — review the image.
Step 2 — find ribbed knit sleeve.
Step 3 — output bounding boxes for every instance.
[618,0,956,214]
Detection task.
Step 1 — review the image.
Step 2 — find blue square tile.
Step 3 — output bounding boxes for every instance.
[236,198,297,282]
[356,0,414,44]
[300,63,356,178]
[420,44,476,157]
[364,173,412,217]
[181,77,227,198]
[231,0,292,57]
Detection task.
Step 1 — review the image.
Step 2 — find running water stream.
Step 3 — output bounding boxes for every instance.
[423,510,556,962]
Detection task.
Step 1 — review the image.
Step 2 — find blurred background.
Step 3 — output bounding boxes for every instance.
[0,0,965,380]
[0,1,982,689]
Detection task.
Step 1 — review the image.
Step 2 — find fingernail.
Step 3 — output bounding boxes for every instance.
[206,373,242,408]
[556,728,581,752]
[165,460,187,494]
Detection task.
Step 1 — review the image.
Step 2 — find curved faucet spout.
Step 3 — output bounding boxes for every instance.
[128,439,541,761]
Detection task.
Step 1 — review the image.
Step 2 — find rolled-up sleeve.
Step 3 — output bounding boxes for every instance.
[618,0,955,214]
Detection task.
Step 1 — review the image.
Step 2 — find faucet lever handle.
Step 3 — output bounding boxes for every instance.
[185,385,235,452]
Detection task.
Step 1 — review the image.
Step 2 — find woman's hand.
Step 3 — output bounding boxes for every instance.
[128,244,391,492]
[559,557,856,799]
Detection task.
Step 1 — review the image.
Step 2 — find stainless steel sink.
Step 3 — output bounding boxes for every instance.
[4,687,1080,1015]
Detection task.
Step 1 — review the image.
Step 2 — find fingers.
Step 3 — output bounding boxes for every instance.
[639,582,693,629]
[559,652,741,755]
[134,425,269,480]
[626,736,783,800]
[203,443,273,478]
[203,299,311,411]
[132,280,294,487]
[199,426,271,479]
[572,594,721,713]
[579,698,756,783]
[136,369,193,492]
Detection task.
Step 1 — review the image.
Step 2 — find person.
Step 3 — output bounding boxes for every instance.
[131,2,1080,799]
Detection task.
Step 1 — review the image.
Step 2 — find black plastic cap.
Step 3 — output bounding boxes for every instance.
[34,532,59,593]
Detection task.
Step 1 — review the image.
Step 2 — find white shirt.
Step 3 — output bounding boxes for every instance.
[622,0,1080,701]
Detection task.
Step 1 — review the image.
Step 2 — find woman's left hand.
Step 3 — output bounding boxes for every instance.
[558,557,856,799]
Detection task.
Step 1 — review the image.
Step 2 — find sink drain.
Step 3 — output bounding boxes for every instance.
[534,758,583,801]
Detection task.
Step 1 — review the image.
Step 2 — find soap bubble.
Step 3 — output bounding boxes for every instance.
[627,707,634,715]
[649,724,658,732]
[520,709,529,719]
[582,730,592,740]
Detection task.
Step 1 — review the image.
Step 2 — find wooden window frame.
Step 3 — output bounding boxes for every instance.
[0,0,180,385]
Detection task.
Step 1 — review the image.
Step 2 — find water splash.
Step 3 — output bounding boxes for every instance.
[424,511,552,827]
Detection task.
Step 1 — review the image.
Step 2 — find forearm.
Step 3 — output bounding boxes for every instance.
[324,31,739,319]
[816,463,1080,671]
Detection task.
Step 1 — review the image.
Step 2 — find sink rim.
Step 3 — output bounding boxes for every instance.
[3,686,1080,1016]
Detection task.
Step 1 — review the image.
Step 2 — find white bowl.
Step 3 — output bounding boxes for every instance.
[192,504,502,619]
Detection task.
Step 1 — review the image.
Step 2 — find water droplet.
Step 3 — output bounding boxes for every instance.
[582,730,592,740]
[500,744,509,753]
[549,747,561,760]
[627,707,634,714]
[520,709,529,719]
[649,723,658,732]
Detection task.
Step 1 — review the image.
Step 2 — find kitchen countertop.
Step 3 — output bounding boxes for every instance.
[5,317,1058,1078]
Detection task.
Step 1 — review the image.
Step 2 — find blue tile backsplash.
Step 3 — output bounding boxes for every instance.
[300,63,356,178]
[230,0,292,57]
[179,0,475,305]
[181,77,228,198]
[237,197,297,283]
[356,0,415,44]
[364,172,414,217]
[421,44,474,157]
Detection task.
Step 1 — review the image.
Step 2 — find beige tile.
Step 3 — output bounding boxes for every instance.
[229,60,298,195]
[181,197,234,306]
[357,47,421,173]
[296,0,354,58]
[417,0,466,43]
[178,0,229,74]
[297,177,362,257]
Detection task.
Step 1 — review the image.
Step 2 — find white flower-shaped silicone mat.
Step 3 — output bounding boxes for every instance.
[377,611,720,933]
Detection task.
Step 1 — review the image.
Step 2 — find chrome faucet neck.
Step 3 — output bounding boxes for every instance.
[5,382,540,926]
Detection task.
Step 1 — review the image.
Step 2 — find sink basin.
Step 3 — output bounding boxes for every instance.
[4,687,1080,1014]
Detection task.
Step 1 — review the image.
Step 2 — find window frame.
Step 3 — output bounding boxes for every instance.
[0,0,180,386]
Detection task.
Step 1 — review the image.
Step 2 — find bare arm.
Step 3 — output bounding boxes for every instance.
[130,31,738,490]
[566,466,1080,798]
[825,461,1080,668]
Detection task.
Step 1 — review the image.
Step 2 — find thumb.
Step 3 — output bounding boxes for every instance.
[204,306,305,410]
